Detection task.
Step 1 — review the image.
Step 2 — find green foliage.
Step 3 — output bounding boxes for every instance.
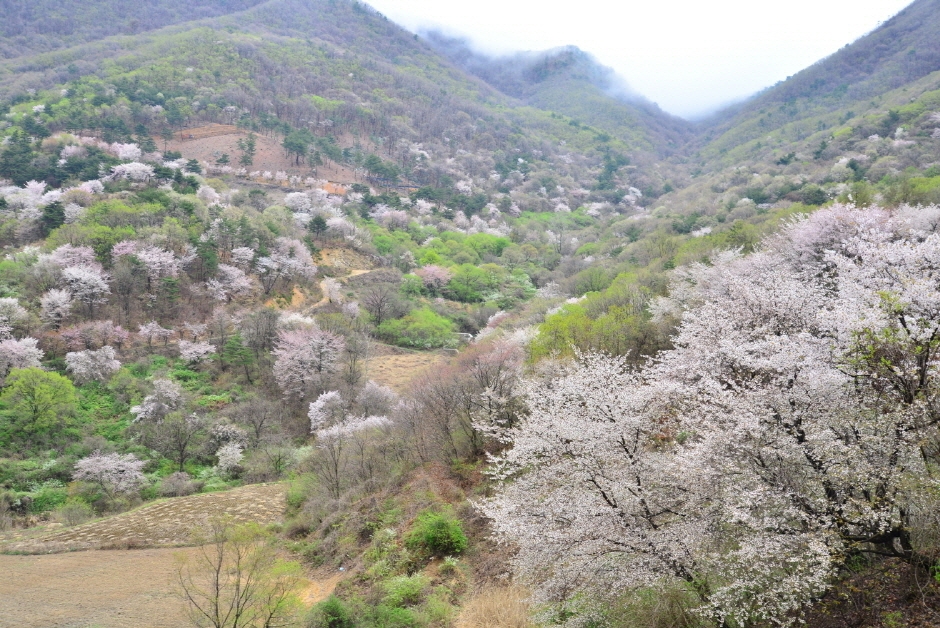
[39,201,66,236]
[383,574,430,608]
[0,368,78,451]
[404,510,467,557]
[28,483,69,513]
[307,595,355,628]
[377,308,454,349]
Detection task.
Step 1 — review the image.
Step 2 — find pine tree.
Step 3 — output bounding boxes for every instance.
[222,332,254,383]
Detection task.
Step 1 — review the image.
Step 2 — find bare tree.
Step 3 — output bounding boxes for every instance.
[176,518,302,628]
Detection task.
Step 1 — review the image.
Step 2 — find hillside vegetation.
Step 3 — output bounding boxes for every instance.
[1,0,940,627]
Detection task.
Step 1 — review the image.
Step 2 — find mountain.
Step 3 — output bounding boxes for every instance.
[697,0,940,157]
[0,0,270,58]
[423,33,694,154]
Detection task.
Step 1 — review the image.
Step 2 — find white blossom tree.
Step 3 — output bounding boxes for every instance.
[61,265,110,315]
[272,328,345,399]
[483,204,940,626]
[179,340,216,363]
[73,451,147,502]
[65,346,121,384]
[138,320,174,349]
[206,264,253,302]
[0,337,43,382]
[40,289,72,329]
[131,378,184,422]
[254,238,316,295]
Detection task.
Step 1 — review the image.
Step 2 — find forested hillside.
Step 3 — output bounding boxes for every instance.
[1,0,939,627]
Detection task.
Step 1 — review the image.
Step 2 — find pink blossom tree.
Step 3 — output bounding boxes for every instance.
[415,265,452,294]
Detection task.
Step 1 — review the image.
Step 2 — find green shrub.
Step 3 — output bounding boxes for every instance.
[383,574,430,608]
[377,308,454,349]
[405,511,467,557]
[363,604,420,628]
[52,500,94,526]
[29,485,68,512]
[307,595,354,628]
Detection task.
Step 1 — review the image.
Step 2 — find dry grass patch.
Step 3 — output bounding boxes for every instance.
[455,586,535,628]
[366,352,445,393]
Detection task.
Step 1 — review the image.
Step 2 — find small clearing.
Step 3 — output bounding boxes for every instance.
[165,127,360,183]
[366,348,445,393]
[1,483,284,554]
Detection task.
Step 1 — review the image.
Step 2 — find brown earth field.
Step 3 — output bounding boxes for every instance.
[0,482,344,627]
[365,346,445,393]
[165,125,361,185]
[0,547,200,628]
[0,547,343,628]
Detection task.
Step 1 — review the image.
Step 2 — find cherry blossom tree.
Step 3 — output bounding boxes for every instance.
[179,340,216,363]
[415,265,452,293]
[307,390,344,431]
[483,204,940,626]
[206,264,253,302]
[230,246,256,269]
[272,328,345,399]
[61,265,110,315]
[254,238,317,295]
[40,289,72,330]
[60,320,129,350]
[0,337,43,382]
[48,244,97,268]
[134,245,180,291]
[138,320,173,349]
[322,278,342,303]
[73,451,147,502]
[183,322,208,341]
[0,298,28,334]
[215,442,244,477]
[131,378,184,422]
[65,346,121,384]
[315,414,392,498]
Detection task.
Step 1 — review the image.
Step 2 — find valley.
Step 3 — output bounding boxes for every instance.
[1,1,939,627]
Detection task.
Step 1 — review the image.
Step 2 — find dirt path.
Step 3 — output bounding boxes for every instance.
[1,483,284,554]
[313,269,371,308]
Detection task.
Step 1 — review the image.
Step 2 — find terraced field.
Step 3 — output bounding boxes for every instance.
[1,483,284,554]
[0,483,295,628]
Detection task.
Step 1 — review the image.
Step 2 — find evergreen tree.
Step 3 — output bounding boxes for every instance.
[0,130,36,186]
[39,201,65,236]
[309,214,327,239]
[222,332,254,383]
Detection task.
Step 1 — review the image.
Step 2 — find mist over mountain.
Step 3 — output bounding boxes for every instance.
[423,31,694,153]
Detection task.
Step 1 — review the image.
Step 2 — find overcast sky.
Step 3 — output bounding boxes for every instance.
[366,0,914,119]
